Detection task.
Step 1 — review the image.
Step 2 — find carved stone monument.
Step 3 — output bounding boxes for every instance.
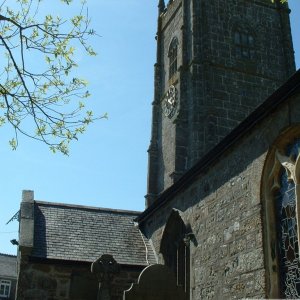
[91,254,120,300]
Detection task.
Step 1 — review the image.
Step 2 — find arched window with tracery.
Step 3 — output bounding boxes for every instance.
[168,37,178,79]
[275,140,300,298]
[160,209,191,298]
[263,132,300,298]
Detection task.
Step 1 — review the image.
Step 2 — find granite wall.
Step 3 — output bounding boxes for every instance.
[147,0,295,202]
[142,88,300,298]
[17,260,142,300]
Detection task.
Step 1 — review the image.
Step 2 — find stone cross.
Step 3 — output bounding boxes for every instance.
[91,254,120,300]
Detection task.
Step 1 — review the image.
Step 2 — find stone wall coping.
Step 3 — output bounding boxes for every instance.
[0,253,17,258]
[139,68,300,223]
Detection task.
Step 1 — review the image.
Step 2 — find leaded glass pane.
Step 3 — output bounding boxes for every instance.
[241,33,248,45]
[276,140,300,298]
[235,47,242,59]
[234,32,240,44]
[242,48,249,58]
[248,35,254,46]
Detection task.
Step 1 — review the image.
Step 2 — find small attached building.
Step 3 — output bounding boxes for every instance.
[16,192,156,300]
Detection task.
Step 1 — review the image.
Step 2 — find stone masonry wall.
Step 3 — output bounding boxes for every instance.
[159,0,184,192]
[191,0,295,164]
[142,92,300,299]
[17,261,142,300]
[17,262,97,300]
[147,0,295,199]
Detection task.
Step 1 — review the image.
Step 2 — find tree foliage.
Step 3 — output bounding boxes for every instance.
[0,0,290,154]
[0,0,103,154]
[272,0,288,3]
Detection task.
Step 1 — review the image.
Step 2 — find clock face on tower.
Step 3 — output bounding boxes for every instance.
[162,85,178,118]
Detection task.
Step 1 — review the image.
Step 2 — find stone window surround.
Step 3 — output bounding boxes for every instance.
[0,279,11,298]
[262,126,300,299]
[159,208,191,296]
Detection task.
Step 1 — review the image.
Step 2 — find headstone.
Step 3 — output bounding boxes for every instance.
[123,264,185,300]
[91,254,120,300]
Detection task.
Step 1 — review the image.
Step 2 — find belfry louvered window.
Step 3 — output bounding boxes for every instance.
[234,31,254,60]
[168,37,178,79]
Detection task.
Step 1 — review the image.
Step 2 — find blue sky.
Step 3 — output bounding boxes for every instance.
[0,1,299,255]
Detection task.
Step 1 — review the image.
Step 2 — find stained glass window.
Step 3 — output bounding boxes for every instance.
[276,140,300,298]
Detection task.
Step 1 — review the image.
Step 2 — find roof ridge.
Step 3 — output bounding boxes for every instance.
[0,253,17,258]
[34,200,142,215]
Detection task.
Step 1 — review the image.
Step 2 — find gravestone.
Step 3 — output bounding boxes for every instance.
[123,264,185,300]
[91,254,120,300]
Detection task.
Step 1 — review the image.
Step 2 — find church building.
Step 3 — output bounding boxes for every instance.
[16,0,300,299]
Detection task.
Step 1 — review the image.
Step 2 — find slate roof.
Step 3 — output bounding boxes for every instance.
[32,201,156,266]
[0,253,17,278]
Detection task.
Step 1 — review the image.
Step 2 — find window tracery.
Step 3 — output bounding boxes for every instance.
[263,134,300,298]
[275,139,300,298]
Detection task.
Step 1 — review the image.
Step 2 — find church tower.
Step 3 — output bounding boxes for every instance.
[146,0,295,206]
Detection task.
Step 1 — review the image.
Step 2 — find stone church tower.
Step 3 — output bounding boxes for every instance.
[146,0,295,206]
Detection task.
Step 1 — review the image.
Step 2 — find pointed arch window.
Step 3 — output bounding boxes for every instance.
[168,37,178,79]
[275,140,300,298]
[263,134,300,298]
[160,209,191,298]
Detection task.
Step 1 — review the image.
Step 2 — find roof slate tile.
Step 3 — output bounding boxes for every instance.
[0,253,17,278]
[32,201,156,266]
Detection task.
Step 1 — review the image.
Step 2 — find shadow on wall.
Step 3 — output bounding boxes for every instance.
[33,205,47,258]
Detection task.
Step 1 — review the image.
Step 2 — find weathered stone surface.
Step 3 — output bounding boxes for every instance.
[91,254,120,300]
[142,88,300,299]
[19,191,34,249]
[124,264,185,300]
[147,0,295,201]
[17,262,142,300]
